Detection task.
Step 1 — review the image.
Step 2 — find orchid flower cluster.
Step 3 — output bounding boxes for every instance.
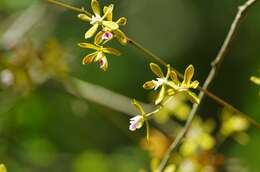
[73,0,201,137]
[129,63,200,137]
[77,0,127,71]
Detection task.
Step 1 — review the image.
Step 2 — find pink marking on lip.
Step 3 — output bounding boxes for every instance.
[102,32,113,40]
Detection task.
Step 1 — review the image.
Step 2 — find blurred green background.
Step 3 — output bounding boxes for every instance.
[0,0,259,171]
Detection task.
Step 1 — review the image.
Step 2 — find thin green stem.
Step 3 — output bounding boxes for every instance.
[145,96,173,118]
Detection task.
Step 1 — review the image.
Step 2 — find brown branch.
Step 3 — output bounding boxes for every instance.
[128,37,260,128]
[157,0,259,171]
[47,0,92,16]
[47,0,260,128]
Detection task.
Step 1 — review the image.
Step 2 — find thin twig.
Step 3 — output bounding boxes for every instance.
[47,0,92,16]
[199,88,260,128]
[128,37,260,128]
[157,0,259,171]
[127,38,182,77]
[46,0,260,128]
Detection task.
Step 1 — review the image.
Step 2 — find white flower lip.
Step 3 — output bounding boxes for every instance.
[153,78,167,90]
[90,14,102,25]
[129,115,144,131]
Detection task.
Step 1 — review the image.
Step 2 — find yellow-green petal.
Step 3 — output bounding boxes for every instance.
[0,164,7,172]
[190,80,199,89]
[164,164,176,172]
[102,21,119,30]
[155,85,166,105]
[116,17,127,25]
[165,64,171,79]
[102,47,121,56]
[103,6,113,21]
[132,99,145,115]
[114,29,128,45]
[78,13,91,22]
[250,76,260,85]
[150,63,164,78]
[102,4,114,20]
[143,81,156,90]
[167,88,176,96]
[82,52,98,64]
[167,81,179,90]
[186,91,200,104]
[85,23,99,39]
[78,42,99,50]
[91,0,101,15]
[183,65,194,85]
[170,71,180,84]
[94,31,104,45]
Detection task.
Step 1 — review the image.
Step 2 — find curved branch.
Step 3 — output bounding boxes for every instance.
[157,0,259,171]
[47,0,260,128]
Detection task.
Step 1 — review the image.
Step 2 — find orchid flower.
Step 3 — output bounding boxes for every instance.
[78,43,121,71]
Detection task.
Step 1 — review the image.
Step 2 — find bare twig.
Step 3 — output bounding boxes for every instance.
[128,37,260,128]
[157,0,259,171]
[47,0,92,16]
[46,0,260,128]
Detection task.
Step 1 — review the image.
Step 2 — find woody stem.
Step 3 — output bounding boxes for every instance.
[47,0,92,16]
